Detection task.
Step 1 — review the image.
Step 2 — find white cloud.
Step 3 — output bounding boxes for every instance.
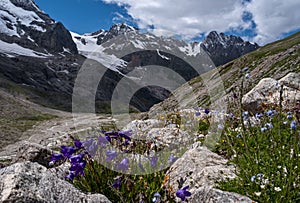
[102,0,300,44]
[247,0,300,44]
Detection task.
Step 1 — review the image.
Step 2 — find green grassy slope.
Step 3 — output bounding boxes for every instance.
[0,87,57,149]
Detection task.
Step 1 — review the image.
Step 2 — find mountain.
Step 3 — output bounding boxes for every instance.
[0,0,259,113]
[96,23,138,45]
[149,31,300,116]
[72,24,259,68]
[0,0,77,54]
[71,24,205,78]
[70,25,209,111]
[201,31,259,66]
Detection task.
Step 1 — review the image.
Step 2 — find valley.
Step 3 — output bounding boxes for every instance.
[0,0,299,202]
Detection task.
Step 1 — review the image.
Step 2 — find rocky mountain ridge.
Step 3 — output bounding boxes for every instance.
[72,23,259,67]
[201,31,259,66]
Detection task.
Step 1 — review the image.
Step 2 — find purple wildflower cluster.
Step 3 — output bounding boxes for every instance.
[49,128,185,202]
[49,139,86,181]
[48,130,133,181]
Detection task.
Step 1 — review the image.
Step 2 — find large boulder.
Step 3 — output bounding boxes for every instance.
[166,144,236,192]
[0,162,111,203]
[190,186,254,203]
[242,72,300,113]
[165,143,254,202]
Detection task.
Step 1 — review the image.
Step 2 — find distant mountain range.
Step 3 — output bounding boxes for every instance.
[0,0,259,112]
[72,23,259,67]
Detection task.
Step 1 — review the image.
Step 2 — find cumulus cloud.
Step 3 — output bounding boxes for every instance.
[102,0,300,45]
[246,0,300,44]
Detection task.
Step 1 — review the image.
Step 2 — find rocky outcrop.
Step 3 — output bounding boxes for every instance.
[166,144,236,191]
[0,162,111,203]
[123,119,164,138]
[164,143,255,202]
[34,22,78,54]
[242,72,300,113]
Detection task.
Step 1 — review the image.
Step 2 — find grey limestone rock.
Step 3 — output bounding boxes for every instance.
[242,72,300,113]
[0,162,112,203]
[165,144,255,202]
[190,186,254,203]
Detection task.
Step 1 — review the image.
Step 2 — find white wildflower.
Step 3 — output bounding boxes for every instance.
[262,178,269,185]
[254,192,261,196]
[274,187,282,192]
[290,149,294,158]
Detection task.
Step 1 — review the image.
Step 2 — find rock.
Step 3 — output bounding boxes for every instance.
[242,77,278,113]
[279,72,300,90]
[0,162,111,203]
[123,119,164,139]
[0,141,55,168]
[11,141,53,168]
[36,22,78,54]
[146,127,194,151]
[190,186,254,203]
[242,73,300,113]
[124,118,198,153]
[165,144,237,202]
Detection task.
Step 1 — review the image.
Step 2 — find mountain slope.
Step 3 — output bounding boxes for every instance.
[0,0,77,55]
[0,87,57,149]
[149,31,300,115]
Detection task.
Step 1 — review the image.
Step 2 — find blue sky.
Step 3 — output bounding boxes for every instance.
[35,0,134,34]
[34,0,300,45]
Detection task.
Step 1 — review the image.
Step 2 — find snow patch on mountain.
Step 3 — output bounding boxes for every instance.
[0,39,51,58]
[156,49,170,60]
[71,31,127,73]
[70,31,99,53]
[179,43,201,56]
[0,0,45,37]
[10,0,40,11]
[83,46,127,73]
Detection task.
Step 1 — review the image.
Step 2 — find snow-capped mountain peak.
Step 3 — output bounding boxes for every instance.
[96,23,138,45]
[109,23,137,34]
[201,31,259,66]
[0,0,77,55]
